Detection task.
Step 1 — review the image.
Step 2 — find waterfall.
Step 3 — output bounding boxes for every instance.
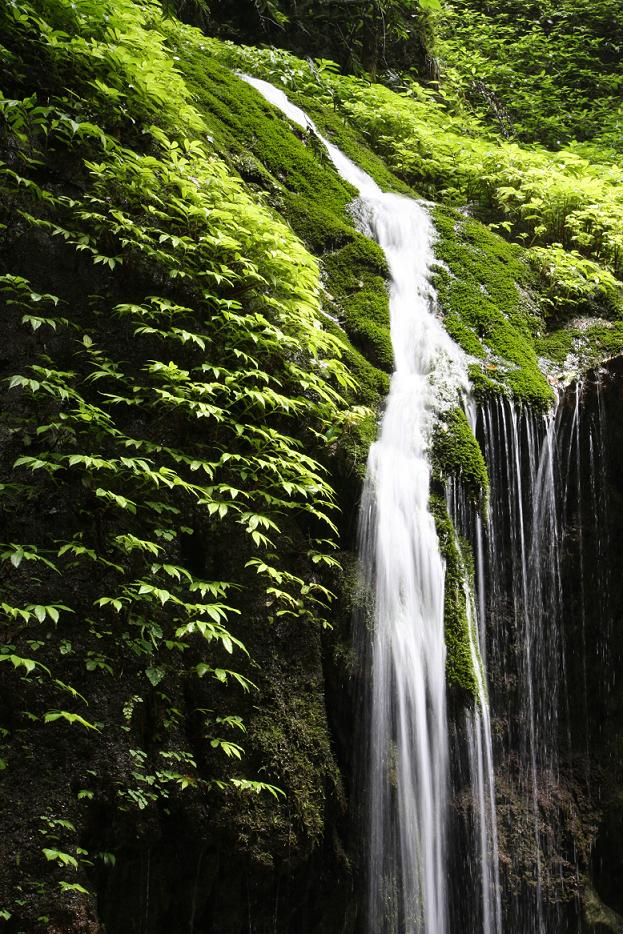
[242,72,622,933]
[473,398,564,931]
[355,198,464,934]
[242,75,501,933]
[467,380,612,930]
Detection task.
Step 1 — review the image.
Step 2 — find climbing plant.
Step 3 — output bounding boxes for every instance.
[0,0,356,919]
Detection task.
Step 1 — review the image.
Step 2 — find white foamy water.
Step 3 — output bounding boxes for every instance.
[356,196,466,933]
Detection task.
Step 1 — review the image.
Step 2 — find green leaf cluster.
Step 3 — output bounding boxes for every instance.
[170,0,439,78]
[436,0,623,150]
[0,0,359,920]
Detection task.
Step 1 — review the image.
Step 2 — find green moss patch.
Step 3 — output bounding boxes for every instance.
[430,494,479,699]
[537,321,623,374]
[433,207,554,409]
[323,235,393,373]
[432,407,489,503]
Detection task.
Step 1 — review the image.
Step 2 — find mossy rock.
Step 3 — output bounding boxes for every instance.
[321,315,390,406]
[537,320,623,375]
[432,407,489,503]
[432,206,554,409]
[582,878,623,934]
[282,192,353,253]
[429,493,479,699]
[333,407,379,481]
[324,235,393,373]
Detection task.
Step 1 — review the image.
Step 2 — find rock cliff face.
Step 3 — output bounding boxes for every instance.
[445,361,623,934]
[0,4,363,930]
[569,360,623,932]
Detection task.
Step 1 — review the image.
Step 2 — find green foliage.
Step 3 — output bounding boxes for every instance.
[177,0,438,77]
[209,40,623,397]
[3,0,623,925]
[218,628,344,863]
[437,0,623,149]
[0,0,364,923]
[164,39,394,406]
[43,848,79,870]
[224,44,623,348]
[528,245,623,317]
[309,66,623,282]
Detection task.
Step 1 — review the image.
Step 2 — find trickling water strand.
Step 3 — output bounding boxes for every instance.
[476,397,569,931]
[571,382,591,768]
[590,376,612,734]
[471,380,620,931]
[241,76,479,933]
[447,478,502,934]
[560,373,612,761]
[477,400,560,932]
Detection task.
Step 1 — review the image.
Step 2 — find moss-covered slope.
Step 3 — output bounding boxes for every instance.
[206,41,623,409]
[164,37,394,409]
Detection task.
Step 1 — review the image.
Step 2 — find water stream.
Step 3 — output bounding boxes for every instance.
[448,476,502,934]
[243,75,501,933]
[353,183,463,934]
[241,71,623,934]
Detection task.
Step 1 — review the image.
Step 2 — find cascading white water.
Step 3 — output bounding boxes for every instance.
[355,196,466,932]
[448,376,615,932]
[243,74,499,933]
